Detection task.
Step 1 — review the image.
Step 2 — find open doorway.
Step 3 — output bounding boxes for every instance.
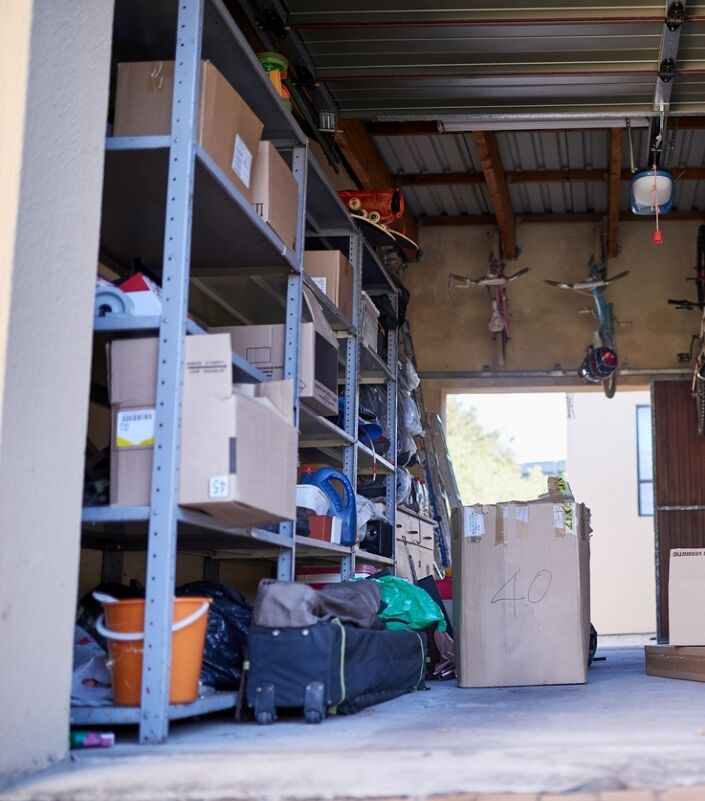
[445,389,656,641]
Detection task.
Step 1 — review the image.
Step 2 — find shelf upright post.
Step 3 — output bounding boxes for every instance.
[341,233,362,581]
[138,0,204,743]
[278,142,309,581]
[384,291,399,560]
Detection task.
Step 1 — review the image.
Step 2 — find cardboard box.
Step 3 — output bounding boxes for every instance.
[645,644,705,682]
[451,484,591,688]
[212,287,339,416]
[669,548,705,645]
[303,250,355,323]
[113,61,263,202]
[108,335,296,526]
[251,141,298,252]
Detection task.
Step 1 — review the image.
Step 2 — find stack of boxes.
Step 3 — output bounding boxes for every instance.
[106,59,378,531]
[114,59,298,252]
[107,59,305,525]
[109,334,297,526]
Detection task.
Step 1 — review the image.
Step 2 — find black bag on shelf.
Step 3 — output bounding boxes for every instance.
[177,581,253,690]
[246,621,426,724]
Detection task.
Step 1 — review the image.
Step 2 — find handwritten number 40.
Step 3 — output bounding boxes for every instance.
[491,569,552,616]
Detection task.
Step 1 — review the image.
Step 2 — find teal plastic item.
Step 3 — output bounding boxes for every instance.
[300,467,357,546]
[374,576,447,632]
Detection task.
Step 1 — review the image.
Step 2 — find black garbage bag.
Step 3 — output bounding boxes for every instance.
[77,581,145,650]
[177,581,253,690]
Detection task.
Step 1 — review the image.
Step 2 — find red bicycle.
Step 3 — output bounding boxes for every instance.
[448,246,529,367]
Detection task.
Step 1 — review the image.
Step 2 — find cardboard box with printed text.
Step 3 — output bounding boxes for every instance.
[669,548,705,645]
[108,334,296,526]
[212,287,339,416]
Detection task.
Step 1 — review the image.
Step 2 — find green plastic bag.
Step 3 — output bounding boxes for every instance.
[374,576,447,632]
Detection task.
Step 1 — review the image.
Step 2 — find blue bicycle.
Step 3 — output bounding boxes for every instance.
[545,234,629,398]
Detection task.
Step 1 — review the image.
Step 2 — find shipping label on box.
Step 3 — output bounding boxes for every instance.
[115,408,155,449]
[462,506,486,539]
[232,135,253,188]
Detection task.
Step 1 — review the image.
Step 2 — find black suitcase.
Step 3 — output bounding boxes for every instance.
[246,620,427,724]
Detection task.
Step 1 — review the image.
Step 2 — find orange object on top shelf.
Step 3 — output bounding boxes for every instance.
[338,189,405,225]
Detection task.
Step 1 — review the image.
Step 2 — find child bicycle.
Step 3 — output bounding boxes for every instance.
[668,224,705,435]
[545,229,629,398]
[447,246,529,367]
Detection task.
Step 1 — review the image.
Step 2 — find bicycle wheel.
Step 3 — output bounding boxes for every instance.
[602,371,617,399]
[697,225,705,310]
[495,330,507,367]
[693,359,705,436]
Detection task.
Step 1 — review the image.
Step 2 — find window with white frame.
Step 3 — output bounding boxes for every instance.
[636,405,654,516]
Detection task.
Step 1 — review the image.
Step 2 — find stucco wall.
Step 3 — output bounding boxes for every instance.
[567,391,656,635]
[0,0,114,785]
[406,222,700,379]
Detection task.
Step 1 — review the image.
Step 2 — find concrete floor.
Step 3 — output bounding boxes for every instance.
[4,646,705,801]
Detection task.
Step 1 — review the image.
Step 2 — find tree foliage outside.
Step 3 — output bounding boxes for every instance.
[445,396,549,505]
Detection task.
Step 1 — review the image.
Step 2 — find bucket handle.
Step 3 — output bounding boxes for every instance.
[95,601,210,642]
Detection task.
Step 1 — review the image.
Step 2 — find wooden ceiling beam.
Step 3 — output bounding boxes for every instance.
[472,131,516,257]
[336,119,418,244]
[336,119,393,188]
[607,128,622,257]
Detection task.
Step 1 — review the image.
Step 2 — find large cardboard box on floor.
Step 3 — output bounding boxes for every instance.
[303,250,355,323]
[108,334,296,526]
[113,60,263,202]
[668,548,705,645]
[251,141,298,252]
[212,287,339,416]
[451,480,591,687]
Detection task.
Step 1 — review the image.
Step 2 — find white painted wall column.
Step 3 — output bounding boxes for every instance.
[567,391,656,635]
[0,0,114,785]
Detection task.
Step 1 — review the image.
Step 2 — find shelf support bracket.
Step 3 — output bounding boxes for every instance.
[138,0,204,745]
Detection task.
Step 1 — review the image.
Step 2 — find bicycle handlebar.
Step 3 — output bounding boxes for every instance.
[668,298,698,310]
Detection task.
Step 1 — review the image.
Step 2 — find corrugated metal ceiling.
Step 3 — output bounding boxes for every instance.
[260,0,705,218]
[282,0,705,118]
[374,128,705,217]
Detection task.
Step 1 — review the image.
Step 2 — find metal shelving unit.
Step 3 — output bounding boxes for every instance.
[77,0,308,741]
[70,691,238,726]
[77,0,403,742]
[297,172,399,577]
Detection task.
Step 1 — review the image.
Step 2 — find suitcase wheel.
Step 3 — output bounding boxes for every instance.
[304,681,325,724]
[254,682,275,725]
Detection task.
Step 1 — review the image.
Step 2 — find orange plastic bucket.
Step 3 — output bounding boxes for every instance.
[97,597,211,706]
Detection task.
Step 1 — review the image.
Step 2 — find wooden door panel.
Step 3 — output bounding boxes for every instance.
[653,380,705,640]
